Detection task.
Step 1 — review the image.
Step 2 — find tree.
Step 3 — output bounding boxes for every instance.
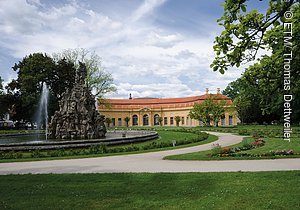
[189,96,226,126]
[223,72,282,124]
[211,0,298,73]
[105,117,112,128]
[7,53,55,122]
[52,48,117,98]
[124,117,130,127]
[6,53,76,123]
[233,95,251,125]
[0,76,7,119]
[0,76,3,94]
[222,80,241,100]
[174,116,181,127]
[158,116,163,126]
[218,2,300,123]
[48,58,76,99]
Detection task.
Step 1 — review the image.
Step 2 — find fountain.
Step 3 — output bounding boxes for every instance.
[0,63,158,150]
[47,62,106,140]
[36,82,49,140]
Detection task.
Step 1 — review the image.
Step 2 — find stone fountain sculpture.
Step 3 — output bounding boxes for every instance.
[48,62,106,140]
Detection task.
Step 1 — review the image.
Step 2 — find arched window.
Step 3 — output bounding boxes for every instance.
[229,116,233,125]
[154,114,160,126]
[132,115,138,126]
[143,114,149,126]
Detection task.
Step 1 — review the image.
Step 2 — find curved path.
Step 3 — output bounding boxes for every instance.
[0,132,299,174]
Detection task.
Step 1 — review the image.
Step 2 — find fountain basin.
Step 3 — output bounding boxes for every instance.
[0,130,158,151]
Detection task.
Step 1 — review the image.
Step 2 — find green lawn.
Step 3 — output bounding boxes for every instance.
[0,172,300,209]
[115,125,300,138]
[166,137,300,160]
[0,131,217,163]
[194,125,300,138]
[0,129,41,135]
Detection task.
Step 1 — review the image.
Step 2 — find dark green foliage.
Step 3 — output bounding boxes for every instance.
[220,3,300,124]
[0,151,23,159]
[211,0,297,73]
[47,149,66,157]
[124,117,130,127]
[6,53,76,123]
[189,95,226,126]
[174,116,181,126]
[89,143,108,154]
[30,150,45,158]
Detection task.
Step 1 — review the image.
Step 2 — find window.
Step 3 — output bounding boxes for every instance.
[170,117,174,125]
[181,117,184,125]
[118,118,122,126]
[186,117,189,126]
[132,115,138,126]
[164,117,168,125]
[229,116,233,125]
[221,117,225,126]
[154,114,160,126]
[143,114,149,126]
[112,118,115,126]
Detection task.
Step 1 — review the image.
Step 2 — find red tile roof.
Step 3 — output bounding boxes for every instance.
[100,94,233,110]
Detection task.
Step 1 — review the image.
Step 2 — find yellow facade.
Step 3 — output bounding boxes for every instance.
[100,106,237,127]
[99,90,238,127]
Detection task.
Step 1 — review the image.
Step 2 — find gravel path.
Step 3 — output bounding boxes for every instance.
[0,132,299,174]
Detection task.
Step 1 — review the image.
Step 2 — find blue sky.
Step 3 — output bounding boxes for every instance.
[0,0,267,98]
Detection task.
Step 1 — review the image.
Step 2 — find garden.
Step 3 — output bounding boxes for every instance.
[0,129,216,162]
[166,128,300,160]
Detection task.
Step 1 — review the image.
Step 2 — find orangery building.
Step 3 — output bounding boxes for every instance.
[99,88,238,127]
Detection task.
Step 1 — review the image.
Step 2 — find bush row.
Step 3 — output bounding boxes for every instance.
[216,149,299,158]
[0,131,209,160]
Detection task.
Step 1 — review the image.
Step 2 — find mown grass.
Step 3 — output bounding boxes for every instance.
[166,137,300,160]
[0,172,300,210]
[115,124,300,138]
[0,129,41,135]
[0,131,217,163]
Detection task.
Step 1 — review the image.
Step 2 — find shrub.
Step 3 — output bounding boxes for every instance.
[15,152,23,159]
[211,143,222,155]
[47,149,66,157]
[31,150,45,158]
[242,141,252,150]
[69,149,81,156]
[89,143,108,154]
[89,145,100,154]
[238,129,250,135]
[221,147,233,154]
[0,151,24,159]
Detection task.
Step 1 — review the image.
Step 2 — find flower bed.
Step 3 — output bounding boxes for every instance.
[208,135,299,158]
[209,136,266,157]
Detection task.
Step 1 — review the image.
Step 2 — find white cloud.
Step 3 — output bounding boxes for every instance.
[108,82,203,99]
[175,50,197,60]
[130,0,167,22]
[146,32,183,48]
[0,0,244,98]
